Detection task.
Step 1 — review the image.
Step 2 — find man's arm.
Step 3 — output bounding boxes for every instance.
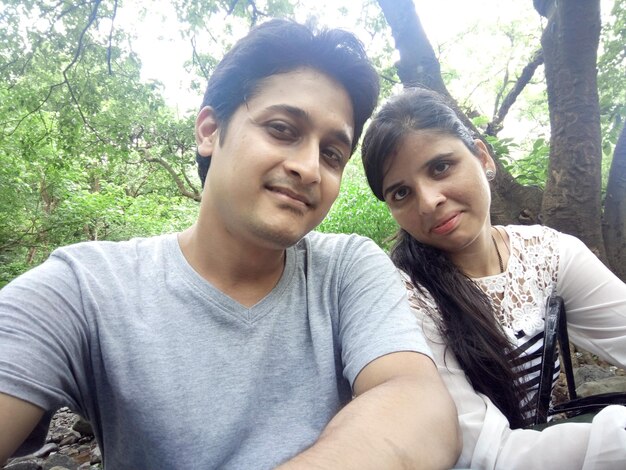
[278,351,461,469]
[0,393,44,465]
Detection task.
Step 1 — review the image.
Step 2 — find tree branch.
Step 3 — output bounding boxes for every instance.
[107,0,119,75]
[226,0,241,16]
[142,150,202,201]
[59,0,111,145]
[191,36,210,81]
[486,49,544,136]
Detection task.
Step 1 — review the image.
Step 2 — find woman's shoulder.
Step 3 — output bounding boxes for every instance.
[504,223,559,239]
[503,224,561,251]
[397,269,439,317]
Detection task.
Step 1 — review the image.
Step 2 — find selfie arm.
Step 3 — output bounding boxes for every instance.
[277,351,460,470]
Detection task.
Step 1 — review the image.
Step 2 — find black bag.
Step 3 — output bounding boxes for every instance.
[533,294,626,426]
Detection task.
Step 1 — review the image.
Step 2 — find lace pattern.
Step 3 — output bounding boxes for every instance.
[402,225,562,412]
[476,225,559,338]
[403,225,560,338]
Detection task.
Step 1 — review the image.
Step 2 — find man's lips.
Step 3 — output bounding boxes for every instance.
[266,185,313,207]
[431,213,461,235]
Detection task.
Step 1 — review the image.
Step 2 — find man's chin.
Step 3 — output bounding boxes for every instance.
[250,225,308,250]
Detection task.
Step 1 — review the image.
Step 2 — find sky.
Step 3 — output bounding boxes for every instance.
[114,0,539,112]
[114,0,615,145]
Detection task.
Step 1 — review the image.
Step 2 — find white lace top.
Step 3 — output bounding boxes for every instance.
[477,225,559,338]
[403,224,626,469]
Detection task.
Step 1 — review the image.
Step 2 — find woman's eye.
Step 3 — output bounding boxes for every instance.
[267,122,297,139]
[392,187,410,201]
[432,161,450,176]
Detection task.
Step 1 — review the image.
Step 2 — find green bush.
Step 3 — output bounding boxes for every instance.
[318,162,397,250]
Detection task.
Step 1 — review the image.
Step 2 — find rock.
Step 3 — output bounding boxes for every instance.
[42,454,79,470]
[3,460,43,470]
[89,447,101,465]
[58,434,80,446]
[46,428,73,445]
[577,376,626,397]
[71,418,93,437]
[31,444,58,459]
[574,364,614,384]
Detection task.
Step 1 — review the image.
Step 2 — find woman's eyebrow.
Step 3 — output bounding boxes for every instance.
[383,181,404,199]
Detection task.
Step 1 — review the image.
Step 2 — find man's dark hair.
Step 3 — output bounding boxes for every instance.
[196,18,380,185]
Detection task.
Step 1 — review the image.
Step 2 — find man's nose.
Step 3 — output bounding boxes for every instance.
[284,143,321,184]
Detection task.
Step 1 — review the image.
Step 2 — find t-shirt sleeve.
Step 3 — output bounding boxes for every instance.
[556,231,626,368]
[0,253,90,454]
[335,237,432,387]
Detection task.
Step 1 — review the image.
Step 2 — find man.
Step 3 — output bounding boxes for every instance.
[0,19,460,469]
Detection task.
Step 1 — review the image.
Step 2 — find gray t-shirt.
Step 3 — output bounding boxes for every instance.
[0,231,430,469]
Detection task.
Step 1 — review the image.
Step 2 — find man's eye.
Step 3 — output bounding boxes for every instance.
[432,161,450,176]
[392,187,410,201]
[322,148,345,168]
[267,122,297,139]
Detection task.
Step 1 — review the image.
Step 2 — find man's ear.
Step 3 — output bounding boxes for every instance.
[195,106,219,157]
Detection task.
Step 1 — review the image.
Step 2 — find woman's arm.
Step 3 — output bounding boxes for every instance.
[557,232,626,368]
[410,283,626,469]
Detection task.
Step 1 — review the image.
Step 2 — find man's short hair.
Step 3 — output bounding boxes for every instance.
[196,18,380,185]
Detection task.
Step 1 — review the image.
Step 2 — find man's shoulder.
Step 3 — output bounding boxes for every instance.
[55,233,170,253]
[299,231,378,253]
[50,233,175,270]
[293,232,392,281]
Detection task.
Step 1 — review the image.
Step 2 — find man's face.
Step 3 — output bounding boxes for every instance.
[196,67,355,250]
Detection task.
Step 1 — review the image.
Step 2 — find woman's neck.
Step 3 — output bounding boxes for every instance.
[450,226,508,278]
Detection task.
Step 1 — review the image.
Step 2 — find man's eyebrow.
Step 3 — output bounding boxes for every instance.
[264,104,353,150]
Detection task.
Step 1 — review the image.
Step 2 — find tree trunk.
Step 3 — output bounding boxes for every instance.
[375,0,447,92]
[539,0,605,257]
[603,123,626,280]
[376,0,542,225]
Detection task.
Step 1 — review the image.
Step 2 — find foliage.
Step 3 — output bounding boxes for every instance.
[486,134,549,188]
[317,159,397,250]
[1,0,626,285]
[598,0,626,147]
[0,0,201,286]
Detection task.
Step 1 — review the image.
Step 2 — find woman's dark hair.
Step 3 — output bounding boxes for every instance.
[196,18,380,186]
[361,87,528,428]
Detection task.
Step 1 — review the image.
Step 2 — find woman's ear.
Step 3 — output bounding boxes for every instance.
[474,138,496,173]
[195,107,219,157]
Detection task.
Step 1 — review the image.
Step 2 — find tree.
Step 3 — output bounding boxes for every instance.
[0,0,200,284]
[376,0,626,278]
[538,0,604,257]
[2,0,625,284]
[604,124,626,279]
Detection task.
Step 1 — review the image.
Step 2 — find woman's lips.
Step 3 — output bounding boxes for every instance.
[431,213,461,235]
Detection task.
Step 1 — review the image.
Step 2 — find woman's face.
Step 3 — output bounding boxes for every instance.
[381,130,496,255]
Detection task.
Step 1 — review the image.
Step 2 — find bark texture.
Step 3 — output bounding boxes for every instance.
[539,0,606,257]
[603,124,626,279]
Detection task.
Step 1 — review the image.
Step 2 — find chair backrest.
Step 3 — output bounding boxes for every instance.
[555,296,578,400]
[533,294,563,425]
[534,294,626,424]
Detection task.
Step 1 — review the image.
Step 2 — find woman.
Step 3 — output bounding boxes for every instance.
[361,87,626,469]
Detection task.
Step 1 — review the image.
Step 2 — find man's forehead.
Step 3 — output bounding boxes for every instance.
[247,68,351,110]
[243,68,354,138]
